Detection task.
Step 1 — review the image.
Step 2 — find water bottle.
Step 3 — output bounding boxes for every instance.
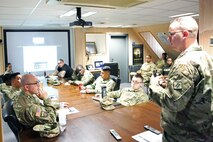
[101,86,107,98]
[44,70,46,77]
[58,110,66,132]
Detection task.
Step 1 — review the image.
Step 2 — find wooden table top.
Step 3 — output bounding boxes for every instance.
[19,83,161,142]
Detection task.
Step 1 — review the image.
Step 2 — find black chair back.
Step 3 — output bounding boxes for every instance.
[110,75,121,91]
[103,63,119,77]
[2,99,24,142]
[0,74,3,84]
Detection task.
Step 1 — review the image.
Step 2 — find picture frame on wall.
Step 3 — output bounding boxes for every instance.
[86,42,97,55]
[133,44,143,65]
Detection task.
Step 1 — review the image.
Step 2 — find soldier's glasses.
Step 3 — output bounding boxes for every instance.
[26,80,40,85]
[131,80,142,84]
[168,30,192,37]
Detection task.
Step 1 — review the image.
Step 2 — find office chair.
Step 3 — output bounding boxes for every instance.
[128,65,141,82]
[103,62,119,77]
[2,99,24,142]
[0,75,3,84]
[110,75,121,91]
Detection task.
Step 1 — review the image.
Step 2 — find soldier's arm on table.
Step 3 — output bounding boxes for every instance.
[105,90,121,99]
[106,80,116,92]
[58,71,66,78]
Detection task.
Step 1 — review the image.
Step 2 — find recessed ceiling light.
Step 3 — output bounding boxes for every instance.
[82,12,96,17]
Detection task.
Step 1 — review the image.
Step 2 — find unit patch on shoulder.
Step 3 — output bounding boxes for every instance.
[173,80,182,90]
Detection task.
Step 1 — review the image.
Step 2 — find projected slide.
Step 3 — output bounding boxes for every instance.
[23,46,57,72]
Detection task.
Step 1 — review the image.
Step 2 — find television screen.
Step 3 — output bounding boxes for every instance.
[86,42,97,54]
[94,61,103,69]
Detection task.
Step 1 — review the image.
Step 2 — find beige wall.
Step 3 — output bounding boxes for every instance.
[133,23,180,59]
[199,0,213,55]
[74,27,158,67]
[0,27,4,74]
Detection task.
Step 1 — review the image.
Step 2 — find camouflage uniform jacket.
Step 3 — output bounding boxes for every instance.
[149,46,213,141]
[13,91,57,127]
[140,62,156,86]
[0,83,21,101]
[156,59,166,73]
[86,76,116,94]
[72,70,94,86]
[100,87,149,110]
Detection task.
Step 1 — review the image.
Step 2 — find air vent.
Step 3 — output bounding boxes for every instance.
[47,0,151,9]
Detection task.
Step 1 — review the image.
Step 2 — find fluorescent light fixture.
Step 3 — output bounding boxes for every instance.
[82,12,96,17]
[190,14,199,17]
[33,37,44,44]
[60,10,76,18]
[111,25,122,27]
[170,13,194,18]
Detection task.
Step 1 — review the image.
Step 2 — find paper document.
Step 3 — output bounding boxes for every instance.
[57,107,80,115]
[132,130,162,142]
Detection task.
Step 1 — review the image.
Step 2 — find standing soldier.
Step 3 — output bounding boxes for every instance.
[149,16,213,141]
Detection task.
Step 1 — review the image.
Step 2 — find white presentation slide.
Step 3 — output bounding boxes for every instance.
[23,46,57,72]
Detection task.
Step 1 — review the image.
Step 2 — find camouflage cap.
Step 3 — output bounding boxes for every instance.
[33,122,60,138]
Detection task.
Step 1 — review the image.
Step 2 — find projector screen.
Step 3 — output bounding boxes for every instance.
[4,30,71,75]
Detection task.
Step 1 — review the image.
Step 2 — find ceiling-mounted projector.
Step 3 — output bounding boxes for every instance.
[69,7,92,27]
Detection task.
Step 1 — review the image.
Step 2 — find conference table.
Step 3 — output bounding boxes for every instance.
[19,81,162,142]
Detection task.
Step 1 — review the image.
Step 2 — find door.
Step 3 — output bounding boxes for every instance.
[109,35,128,83]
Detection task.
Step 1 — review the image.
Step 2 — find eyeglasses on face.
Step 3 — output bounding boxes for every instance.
[26,80,40,85]
[168,30,192,37]
[131,80,142,84]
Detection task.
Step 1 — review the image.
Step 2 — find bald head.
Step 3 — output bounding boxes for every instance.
[21,74,37,86]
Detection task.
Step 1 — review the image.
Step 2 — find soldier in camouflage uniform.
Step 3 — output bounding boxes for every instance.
[137,55,156,87]
[155,53,167,73]
[13,74,60,138]
[0,72,22,101]
[149,16,213,141]
[100,74,149,110]
[70,64,94,86]
[80,66,115,94]
[161,57,173,76]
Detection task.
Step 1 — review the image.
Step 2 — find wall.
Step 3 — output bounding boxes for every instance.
[199,0,213,55]
[133,23,179,59]
[0,27,4,74]
[74,27,157,67]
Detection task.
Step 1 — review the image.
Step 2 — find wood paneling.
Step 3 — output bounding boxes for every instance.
[74,27,156,67]
[199,0,213,55]
[133,23,180,59]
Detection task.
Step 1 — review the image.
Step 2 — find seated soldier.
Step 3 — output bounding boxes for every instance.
[100,74,149,110]
[162,57,173,76]
[13,74,61,138]
[4,63,13,75]
[80,66,115,94]
[49,59,73,79]
[69,64,94,86]
[137,55,156,87]
[0,72,22,101]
